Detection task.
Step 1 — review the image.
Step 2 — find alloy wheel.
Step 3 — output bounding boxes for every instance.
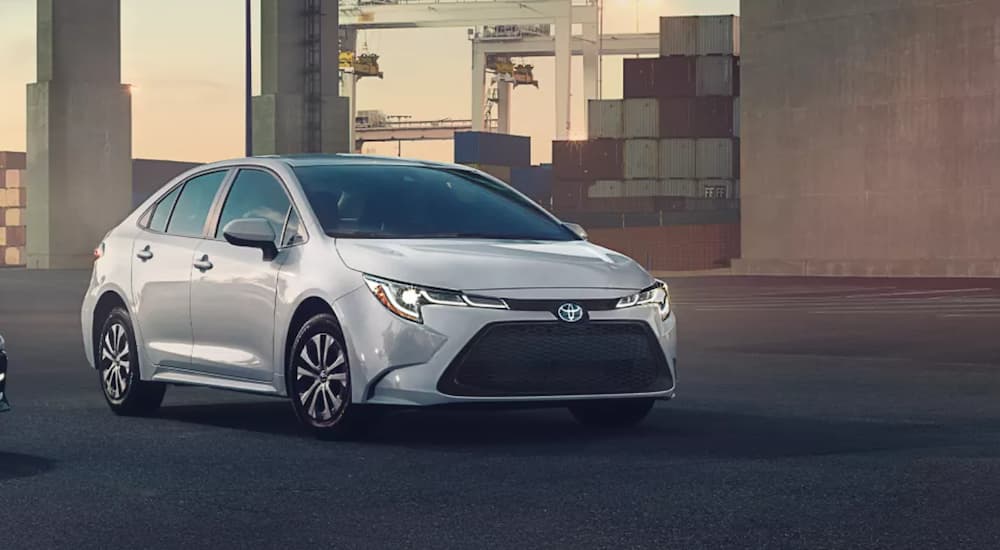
[100,322,131,402]
[294,333,350,424]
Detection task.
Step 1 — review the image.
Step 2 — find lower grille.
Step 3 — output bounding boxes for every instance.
[438,321,672,397]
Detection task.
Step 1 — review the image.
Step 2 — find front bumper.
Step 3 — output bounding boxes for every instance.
[334,287,677,406]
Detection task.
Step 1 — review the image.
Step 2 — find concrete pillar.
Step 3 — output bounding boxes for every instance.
[26,0,131,269]
[471,47,487,132]
[253,0,349,155]
[496,81,512,134]
[554,16,572,139]
[582,22,600,101]
[340,29,358,152]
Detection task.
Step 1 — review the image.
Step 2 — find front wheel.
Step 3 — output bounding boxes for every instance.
[97,307,166,416]
[568,398,655,429]
[286,314,375,440]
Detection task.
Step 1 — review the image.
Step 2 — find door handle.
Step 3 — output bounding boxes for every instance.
[193,255,214,272]
[136,245,153,261]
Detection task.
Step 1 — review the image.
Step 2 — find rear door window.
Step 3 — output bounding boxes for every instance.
[148,185,183,233]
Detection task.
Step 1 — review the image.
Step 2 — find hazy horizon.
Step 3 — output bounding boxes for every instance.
[0,0,738,165]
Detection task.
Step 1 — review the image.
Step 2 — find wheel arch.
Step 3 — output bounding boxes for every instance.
[283,296,337,378]
[92,289,130,363]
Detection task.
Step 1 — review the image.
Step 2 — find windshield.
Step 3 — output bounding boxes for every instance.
[293,164,577,241]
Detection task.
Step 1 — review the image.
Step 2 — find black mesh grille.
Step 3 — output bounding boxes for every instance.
[438,321,672,397]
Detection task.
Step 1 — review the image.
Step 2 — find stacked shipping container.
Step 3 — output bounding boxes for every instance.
[0,152,26,267]
[550,15,741,271]
[454,131,553,206]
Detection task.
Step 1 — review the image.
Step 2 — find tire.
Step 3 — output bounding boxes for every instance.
[286,313,374,440]
[96,307,166,416]
[568,398,655,429]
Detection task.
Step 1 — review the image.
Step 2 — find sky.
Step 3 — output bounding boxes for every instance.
[0,0,738,164]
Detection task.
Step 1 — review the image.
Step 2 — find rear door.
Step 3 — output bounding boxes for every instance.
[131,170,229,369]
[188,168,299,382]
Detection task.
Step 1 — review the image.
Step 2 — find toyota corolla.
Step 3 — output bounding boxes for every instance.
[81,155,677,438]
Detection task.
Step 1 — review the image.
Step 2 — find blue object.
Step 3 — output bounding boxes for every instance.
[510,165,553,198]
[454,132,531,167]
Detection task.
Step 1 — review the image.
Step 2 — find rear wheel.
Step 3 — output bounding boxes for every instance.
[286,314,374,440]
[97,307,166,416]
[569,398,655,429]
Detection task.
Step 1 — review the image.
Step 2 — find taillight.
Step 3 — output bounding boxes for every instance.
[94,242,105,261]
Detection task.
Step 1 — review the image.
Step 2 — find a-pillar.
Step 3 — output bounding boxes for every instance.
[253,0,350,154]
[26,0,132,269]
[554,14,572,139]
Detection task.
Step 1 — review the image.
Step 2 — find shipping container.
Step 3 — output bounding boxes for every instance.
[550,179,586,212]
[693,96,735,137]
[696,56,737,96]
[465,163,513,183]
[733,96,741,137]
[558,211,623,230]
[587,180,624,198]
[3,246,25,266]
[552,140,624,180]
[1,188,27,208]
[510,165,553,197]
[659,138,696,178]
[0,152,26,170]
[695,138,735,178]
[2,169,22,188]
[624,179,659,197]
[660,179,699,197]
[454,131,531,167]
[623,139,659,179]
[662,210,740,226]
[656,196,688,211]
[579,196,657,213]
[3,207,23,226]
[685,197,739,210]
[698,179,735,199]
[622,57,657,98]
[623,98,659,138]
[587,100,623,139]
[659,98,695,137]
[623,211,661,228]
[659,16,697,56]
[697,15,740,56]
[653,56,697,97]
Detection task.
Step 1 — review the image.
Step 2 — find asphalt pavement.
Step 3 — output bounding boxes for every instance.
[2,269,1000,549]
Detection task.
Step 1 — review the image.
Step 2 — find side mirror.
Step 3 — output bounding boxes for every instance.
[564,222,588,240]
[223,218,278,261]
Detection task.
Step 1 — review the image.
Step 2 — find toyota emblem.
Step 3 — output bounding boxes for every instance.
[557,303,585,323]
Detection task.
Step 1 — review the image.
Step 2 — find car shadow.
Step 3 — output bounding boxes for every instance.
[0,452,56,481]
[156,400,959,459]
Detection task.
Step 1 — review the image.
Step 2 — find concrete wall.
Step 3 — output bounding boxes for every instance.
[735,0,1000,277]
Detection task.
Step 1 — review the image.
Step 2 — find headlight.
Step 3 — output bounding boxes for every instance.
[616,281,670,319]
[363,275,507,323]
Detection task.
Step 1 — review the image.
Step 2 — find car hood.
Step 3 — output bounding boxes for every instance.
[334,239,653,292]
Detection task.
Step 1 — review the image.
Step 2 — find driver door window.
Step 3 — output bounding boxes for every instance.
[215,169,291,245]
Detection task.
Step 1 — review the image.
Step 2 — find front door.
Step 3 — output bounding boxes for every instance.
[189,168,293,382]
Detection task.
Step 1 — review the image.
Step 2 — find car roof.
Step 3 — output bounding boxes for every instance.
[255,154,465,170]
